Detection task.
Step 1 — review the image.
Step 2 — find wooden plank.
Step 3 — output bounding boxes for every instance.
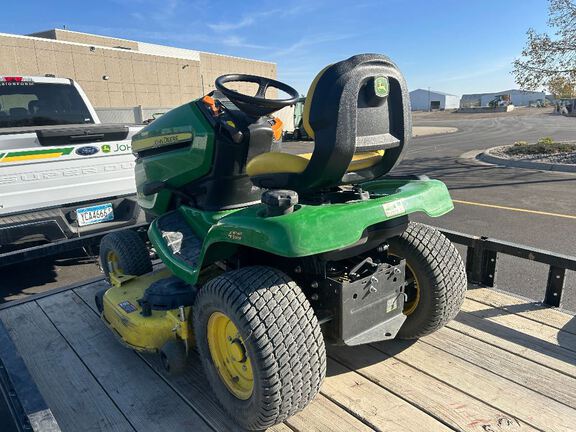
[448,313,576,378]
[462,298,576,353]
[141,345,376,432]
[466,288,576,335]
[327,344,531,432]
[37,291,213,432]
[0,302,134,432]
[75,283,246,431]
[141,352,251,431]
[74,283,372,432]
[423,327,576,408]
[0,319,61,432]
[321,360,451,432]
[285,394,375,432]
[75,283,245,431]
[374,339,576,432]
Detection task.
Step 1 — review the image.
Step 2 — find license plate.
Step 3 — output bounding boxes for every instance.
[76,203,114,226]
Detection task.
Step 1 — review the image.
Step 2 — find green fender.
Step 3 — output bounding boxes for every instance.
[150,179,453,284]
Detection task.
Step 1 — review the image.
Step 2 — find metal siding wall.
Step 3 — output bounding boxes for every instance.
[409,90,429,111]
[410,90,456,111]
[444,95,460,109]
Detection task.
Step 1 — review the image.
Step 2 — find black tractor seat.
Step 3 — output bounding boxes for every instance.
[245,54,411,192]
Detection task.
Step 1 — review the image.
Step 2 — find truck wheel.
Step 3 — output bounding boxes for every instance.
[99,230,152,280]
[193,266,326,431]
[388,222,467,339]
[159,340,188,375]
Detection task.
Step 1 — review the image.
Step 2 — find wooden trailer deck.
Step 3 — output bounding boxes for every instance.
[0,279,575,432]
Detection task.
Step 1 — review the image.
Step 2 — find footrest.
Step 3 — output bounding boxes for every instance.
[156,211,202,268]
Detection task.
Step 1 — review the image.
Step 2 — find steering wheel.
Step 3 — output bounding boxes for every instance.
[215,74,300,117]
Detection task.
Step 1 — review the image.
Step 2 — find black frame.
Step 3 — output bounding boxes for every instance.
[0,223,148,268]
[441,228,576,308]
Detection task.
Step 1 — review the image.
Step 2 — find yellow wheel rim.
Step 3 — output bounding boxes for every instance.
[106,250,124,277]
[207,311,254,400]
[389,254,421,316]
[403,261,421,316]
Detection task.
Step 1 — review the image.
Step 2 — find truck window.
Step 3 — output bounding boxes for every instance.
[0,82,94,127]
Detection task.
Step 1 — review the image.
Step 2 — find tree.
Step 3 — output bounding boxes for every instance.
[547,76,576,98]
[513,0,576,91]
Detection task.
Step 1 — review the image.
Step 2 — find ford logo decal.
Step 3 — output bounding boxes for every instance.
[76,146,99,156]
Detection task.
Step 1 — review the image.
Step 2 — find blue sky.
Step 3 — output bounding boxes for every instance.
[2,0,551,96]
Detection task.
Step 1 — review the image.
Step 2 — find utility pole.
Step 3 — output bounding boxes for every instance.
[428,87,431,112]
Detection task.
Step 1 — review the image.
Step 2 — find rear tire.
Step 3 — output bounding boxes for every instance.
[388,222,467,339]
[99,230,152,280]
[194,266,326,431]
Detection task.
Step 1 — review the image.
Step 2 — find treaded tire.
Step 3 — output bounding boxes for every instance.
[99,230,152,279]
[95,287,107,313]
[194,266,326,431]
[388,222,467,339]
[160,340,188,375]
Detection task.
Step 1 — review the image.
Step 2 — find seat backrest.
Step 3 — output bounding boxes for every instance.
[297,54,411,190]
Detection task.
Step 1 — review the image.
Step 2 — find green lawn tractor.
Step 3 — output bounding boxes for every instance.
[96,54,467,430]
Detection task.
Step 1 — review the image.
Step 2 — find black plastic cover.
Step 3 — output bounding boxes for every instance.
[261,189,298,216]
[251,54,412,191]
[139,276,196,312]
[321,259,407,345]
[36,124,129,146]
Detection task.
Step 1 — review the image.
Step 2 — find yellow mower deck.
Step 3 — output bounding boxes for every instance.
[101,269,193,352]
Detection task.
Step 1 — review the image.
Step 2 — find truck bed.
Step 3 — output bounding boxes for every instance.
[0,280,574,432]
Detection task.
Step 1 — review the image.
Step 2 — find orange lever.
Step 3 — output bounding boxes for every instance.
[271,117,283,141]
[202,96,220,116]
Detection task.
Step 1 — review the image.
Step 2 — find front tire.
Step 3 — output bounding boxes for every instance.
[389,222,467,339]
[99,230,152,280]
[193,266,326,431]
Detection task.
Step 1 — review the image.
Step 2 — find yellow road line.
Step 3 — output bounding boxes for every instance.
[452,199,576,220]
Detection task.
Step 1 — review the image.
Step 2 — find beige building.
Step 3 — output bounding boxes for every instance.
[0,29,277,109]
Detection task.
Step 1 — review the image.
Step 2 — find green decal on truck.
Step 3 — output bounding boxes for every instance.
[0,147,74,163]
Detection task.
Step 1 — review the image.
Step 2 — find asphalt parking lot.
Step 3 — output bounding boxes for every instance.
[406,109,576,310]
[1,108,575,310]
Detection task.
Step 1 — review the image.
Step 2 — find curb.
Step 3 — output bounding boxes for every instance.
[478,146,576,173]
[412,126,458,138]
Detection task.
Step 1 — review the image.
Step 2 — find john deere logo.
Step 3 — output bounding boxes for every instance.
[101,144,111,153]
[374,76,389,97]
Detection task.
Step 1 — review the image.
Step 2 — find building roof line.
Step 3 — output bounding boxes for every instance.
[410,88,459,97]
[24,28,276,66]
[462,89,546,97]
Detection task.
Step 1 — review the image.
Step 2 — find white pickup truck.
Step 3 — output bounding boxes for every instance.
[0,75,144,253]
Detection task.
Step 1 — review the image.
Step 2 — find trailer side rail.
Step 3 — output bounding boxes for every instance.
[440,228,575,307]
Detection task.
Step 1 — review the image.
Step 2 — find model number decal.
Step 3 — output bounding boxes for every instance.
[118,301,137,313]
[382,201,406,217]
[227,230,243,241]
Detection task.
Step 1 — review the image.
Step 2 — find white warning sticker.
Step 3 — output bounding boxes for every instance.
[383,200,406,217]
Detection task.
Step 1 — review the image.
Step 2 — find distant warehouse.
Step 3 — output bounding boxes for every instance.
[460,90,546,108]
[409,89,460,111]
